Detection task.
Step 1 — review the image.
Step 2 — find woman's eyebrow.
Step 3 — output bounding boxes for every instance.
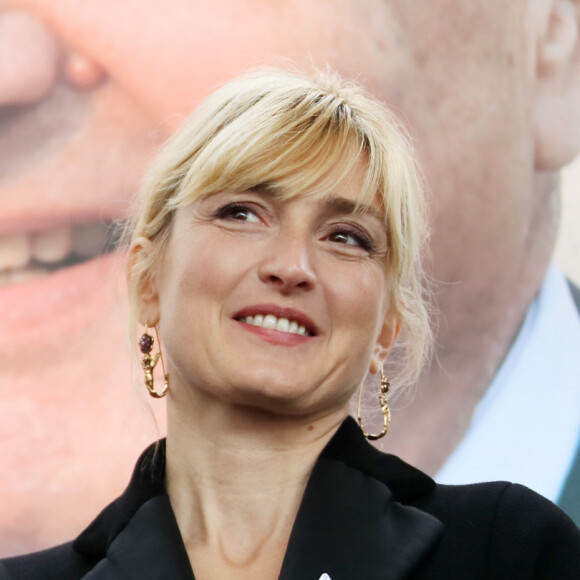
[248,183,280,196]
[244,187,384,224]
[323,196,384,224]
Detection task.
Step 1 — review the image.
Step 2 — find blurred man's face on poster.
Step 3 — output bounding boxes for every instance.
[1,0,537,555]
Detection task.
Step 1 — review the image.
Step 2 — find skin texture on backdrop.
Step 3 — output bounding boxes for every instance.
[1,0,580,556]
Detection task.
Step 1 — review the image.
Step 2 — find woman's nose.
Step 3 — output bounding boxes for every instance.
[257,231,316,294]
[0,10,60,106]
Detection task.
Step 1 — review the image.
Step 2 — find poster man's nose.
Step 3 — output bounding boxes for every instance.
[0,10,60,106]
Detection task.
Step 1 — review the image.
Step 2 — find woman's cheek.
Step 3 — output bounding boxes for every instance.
[333,263,386,325]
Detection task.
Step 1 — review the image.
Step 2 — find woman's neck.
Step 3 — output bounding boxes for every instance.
[165,388,347,579]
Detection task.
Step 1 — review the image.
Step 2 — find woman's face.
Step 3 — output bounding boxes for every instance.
[142,168,397,418]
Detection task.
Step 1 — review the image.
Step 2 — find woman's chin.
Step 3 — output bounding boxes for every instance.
[220,380,350,420]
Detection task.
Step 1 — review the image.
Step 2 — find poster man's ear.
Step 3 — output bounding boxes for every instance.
[534,0,580,170]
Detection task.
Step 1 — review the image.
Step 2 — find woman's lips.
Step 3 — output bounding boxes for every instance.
[233,304,319,336]
[233,304,319,346]
[235,320,313,346]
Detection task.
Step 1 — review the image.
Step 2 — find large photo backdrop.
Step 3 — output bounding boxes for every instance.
[2,0,580,556]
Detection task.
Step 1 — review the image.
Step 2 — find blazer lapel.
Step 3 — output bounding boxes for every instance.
[76,420,443,580]
[279,424,444,580]
[81,496,194,580]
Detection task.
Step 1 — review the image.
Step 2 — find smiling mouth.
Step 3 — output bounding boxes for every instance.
[237,314,312,336]
[0,220,122,285]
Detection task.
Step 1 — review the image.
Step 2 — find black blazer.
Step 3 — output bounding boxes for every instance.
[2,417,579,580]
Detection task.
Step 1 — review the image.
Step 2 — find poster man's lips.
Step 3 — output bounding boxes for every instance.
[0,219,123,285]
[0,209,127,350]
[0,251,125,351]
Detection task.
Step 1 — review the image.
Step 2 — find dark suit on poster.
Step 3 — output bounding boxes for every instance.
[1,418,579,580]
[558,281,580,524]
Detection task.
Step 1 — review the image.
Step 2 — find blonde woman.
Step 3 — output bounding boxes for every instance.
[2,69,578,580]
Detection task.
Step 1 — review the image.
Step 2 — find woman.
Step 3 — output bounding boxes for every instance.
[1,69,579,580]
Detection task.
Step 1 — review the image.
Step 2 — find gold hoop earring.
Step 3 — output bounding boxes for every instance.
[138,323,169,398]
[357,363,390,440]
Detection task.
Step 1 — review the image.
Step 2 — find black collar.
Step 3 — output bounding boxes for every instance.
[74,417,443,580]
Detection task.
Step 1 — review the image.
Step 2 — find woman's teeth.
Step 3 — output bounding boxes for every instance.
[242,314,310,336]
[0,222,117,285]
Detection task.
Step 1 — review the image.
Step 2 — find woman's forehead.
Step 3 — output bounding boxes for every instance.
[258,157,385,217]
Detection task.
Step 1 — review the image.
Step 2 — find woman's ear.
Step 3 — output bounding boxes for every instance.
[127,237,160,326]
[534,0,580,170]
[370,315,401,373]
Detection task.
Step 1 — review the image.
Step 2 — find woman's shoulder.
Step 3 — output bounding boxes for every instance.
[423,478,577,530]
[409,480,580,577]
[0,542,96,580]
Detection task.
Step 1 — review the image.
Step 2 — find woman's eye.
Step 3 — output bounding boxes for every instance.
[328,229,373,252]
[214,203,261,223]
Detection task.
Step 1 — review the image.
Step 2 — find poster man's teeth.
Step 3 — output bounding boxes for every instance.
[0,233,29,270]
[0,222,113,277]
[72,223,109,257]
[0,267,45,285]
[0,227,73,271]
[31,227,72,263]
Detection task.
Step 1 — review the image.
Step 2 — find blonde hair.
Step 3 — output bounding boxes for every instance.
[126,67,431,390]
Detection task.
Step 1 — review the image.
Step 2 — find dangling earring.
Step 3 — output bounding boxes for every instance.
[138,323,169,398]
[357,362,390,440]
